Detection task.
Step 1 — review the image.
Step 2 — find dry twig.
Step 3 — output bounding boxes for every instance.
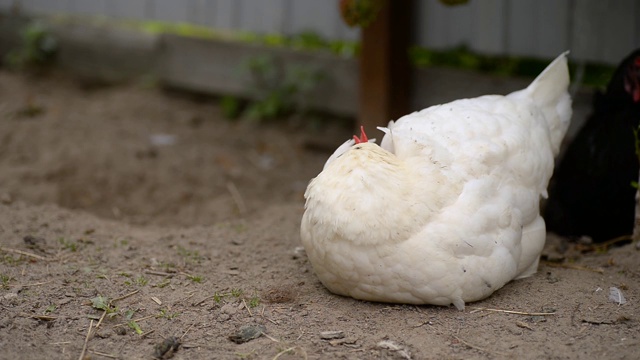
[112,289,139,302]
[181,323,196,340]
[21,313,57,321]
[112,314,156,328]
[0,247,49,261]
[242,299,253,317]
[470,307,556,316]
[273,346,307,360]
[144,270,176,277]
[544,262,604,274]
[8,281,51,288]
[78,319,94,360]
[226,182,247,214]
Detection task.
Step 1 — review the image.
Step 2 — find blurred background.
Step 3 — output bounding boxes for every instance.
[0,0,638,228]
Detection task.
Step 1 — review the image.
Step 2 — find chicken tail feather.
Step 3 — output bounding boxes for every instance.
[511,51,572,156]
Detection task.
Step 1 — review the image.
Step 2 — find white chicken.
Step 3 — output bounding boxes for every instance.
[301,53,571,310]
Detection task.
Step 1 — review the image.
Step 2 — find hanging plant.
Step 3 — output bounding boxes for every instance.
[339,0,383,28]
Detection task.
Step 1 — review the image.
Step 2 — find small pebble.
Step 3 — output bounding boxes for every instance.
[153,336,180,359]
[1,193,12,205]
[228,324,266,344]
[220,303,238,315]
[320,330,345,340]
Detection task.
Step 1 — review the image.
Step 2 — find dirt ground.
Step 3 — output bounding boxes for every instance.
[0,69,638,360]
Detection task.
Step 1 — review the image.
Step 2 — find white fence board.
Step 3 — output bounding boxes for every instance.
[535,0,570,58]
[2,0,638,65]
[237,0,287,34]
[471,0,507,54]
[104,0,148,20]
[210,0,238,30]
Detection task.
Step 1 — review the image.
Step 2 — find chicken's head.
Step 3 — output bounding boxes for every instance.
[353,126,369,144]
[624,55,640,103]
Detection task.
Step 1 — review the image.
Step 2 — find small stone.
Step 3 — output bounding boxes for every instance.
[228,324,266,344]
[95,330,111,339]
[2,293,18,301]
[0,317,13,328]
[320,330,345,340]
[1,193,12,205]
[220,303,238,316]
[376,340,412,360]
[329,337,359,347]
[23,235,46,251]
[153,336,180,359]
[292,246,306,259]
[58,298,73,305]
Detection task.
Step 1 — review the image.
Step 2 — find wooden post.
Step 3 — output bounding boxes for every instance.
[358,0,412,132]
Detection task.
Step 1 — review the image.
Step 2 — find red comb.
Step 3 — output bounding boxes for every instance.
[353,126,368,144]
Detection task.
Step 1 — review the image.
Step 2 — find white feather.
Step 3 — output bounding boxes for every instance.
[301,53,572,310]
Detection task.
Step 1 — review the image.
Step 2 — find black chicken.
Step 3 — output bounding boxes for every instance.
[545,49,640,242]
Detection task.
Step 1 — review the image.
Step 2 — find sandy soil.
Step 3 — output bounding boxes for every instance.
[0,70,638,360]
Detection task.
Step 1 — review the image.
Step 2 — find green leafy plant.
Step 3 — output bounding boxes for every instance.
[154,278,171,288]
[5,21,58,70]
[128,320,143,335]
[157,308,180,319]
[177,246,202,264]
[339,0,383,28]
[187,274,203,283]
[58,237,79,252]
[409,45,615,88]
[91,295,118,317]
[226,55,325,122]
[1,274,13,289]
[134,276,149,286]
[248,294,260,308]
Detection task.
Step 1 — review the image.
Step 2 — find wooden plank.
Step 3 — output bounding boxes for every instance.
[153,0,190,22]
[506,0,536,56]
[16,0,69,13]
[288,0,342,39]
[444,1,473,47]
[472,0,507,54]
[49,21,161,80]
[568,0,636,63]
[237,0,287,34]
[418,0,474,50]
[358,0,412,130]
[0,0,13,11]
[211,0,239,30]
[105,0,147,20]
[536,0,569,58]
[599,0,636,64]
[189,0,216,27]
[71,0,106,16]
[417,0,449,49]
